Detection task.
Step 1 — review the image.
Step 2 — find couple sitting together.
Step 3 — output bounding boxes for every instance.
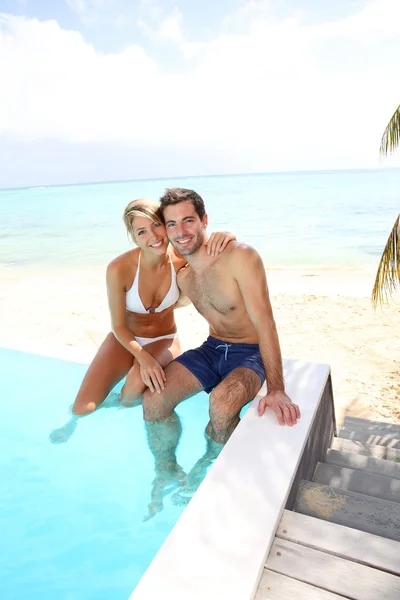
[72,187,300,444]
[66,187,300,515]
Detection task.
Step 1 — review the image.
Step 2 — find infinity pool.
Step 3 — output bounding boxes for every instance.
[0,347,212,600]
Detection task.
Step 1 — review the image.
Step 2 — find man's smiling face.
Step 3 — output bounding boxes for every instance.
[163,200,208,256]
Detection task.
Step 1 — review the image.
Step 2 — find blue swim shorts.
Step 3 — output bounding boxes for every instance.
[175,335,266,394]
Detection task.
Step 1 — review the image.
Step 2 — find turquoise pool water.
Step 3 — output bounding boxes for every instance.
[0,348,212,600]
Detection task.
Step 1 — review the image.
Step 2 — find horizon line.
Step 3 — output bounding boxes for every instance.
[1,165,400,192]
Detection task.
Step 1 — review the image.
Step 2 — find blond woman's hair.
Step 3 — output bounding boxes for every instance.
[123,198,162,241]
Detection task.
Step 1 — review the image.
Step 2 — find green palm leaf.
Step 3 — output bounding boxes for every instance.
[380,104,400,156]
[372,214,400,307]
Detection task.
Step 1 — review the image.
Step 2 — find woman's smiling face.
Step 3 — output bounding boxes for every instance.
[132,215,168,254]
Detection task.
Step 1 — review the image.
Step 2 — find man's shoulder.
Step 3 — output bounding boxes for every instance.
[216,242,265,281]
[220,241,260,264]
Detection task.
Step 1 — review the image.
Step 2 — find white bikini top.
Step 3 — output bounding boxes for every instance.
[126,252,180,314]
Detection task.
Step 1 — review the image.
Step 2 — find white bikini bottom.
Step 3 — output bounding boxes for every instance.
[135,333,178,347]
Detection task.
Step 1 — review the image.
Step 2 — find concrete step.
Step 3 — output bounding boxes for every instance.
[294,480,400,542]
[313,462,400,503]
[338,427,400,448]
[344,416,400,436]
[332,437,400,462]
[326,448,400,480]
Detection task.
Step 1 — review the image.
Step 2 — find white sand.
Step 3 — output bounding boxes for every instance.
[1,265,399,425]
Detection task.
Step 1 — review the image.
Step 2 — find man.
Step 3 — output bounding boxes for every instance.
[143,188,300,440]
[141,187,300,516]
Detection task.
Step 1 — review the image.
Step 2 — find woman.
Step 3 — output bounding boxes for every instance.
[71,198,234,416]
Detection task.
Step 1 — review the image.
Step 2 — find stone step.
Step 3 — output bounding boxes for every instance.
[332,437,400,462]
[294,480,400,542]
[326,448,400,480]
[344,416,400,436]
[313,462,400,503]
[338,427,400,448]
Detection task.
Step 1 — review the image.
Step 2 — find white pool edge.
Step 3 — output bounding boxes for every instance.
[0,337,96,364]
[129,358,331,600]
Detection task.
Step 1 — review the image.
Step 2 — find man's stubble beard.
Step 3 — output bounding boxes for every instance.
[170,230,205,257]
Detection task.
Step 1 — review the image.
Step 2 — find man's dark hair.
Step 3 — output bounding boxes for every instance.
[159,188,206,220]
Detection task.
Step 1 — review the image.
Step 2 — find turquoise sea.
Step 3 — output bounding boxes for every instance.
[1,168,399,271]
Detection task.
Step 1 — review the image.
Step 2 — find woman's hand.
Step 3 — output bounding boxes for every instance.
[138,351,166,394]
[206,231,236,256]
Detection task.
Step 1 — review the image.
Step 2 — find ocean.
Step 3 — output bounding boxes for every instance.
[1,168,399,271]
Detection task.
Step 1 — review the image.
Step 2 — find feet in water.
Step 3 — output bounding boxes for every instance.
[48,391,123,444]
[49,416,78,444]
[171,435,223,507]
[143,464,186,522]
[102,391,122,409]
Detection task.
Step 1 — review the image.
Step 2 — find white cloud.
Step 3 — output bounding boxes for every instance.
[138,6,184,44]
[66,0,114,12]
[317,0,400,38]
[1,0,400,176]
[65,0,116,24]
[65,0,88,16]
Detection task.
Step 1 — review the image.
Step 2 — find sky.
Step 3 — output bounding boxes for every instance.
[1,0,400,187]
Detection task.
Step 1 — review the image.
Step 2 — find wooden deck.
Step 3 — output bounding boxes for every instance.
[255,417,400,599]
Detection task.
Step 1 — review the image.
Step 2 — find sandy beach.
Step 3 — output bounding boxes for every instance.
[1,265,399,426]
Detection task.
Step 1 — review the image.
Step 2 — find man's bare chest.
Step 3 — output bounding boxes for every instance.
[183,269,239,317]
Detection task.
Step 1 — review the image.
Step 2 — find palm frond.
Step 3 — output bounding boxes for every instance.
[372,214,400,307]
[380,104,400,156]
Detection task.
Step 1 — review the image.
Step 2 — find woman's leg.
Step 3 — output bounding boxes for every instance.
[72,332,134,416]
[120,336,181,407]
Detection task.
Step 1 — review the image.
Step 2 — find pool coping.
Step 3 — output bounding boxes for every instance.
[0,337,97,364]
[129,358,331,600]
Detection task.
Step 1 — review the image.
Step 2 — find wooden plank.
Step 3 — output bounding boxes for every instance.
[344,416,400,436]
[294,480,400,541]
[332,438,400,462]
[277,510,400,575]
[326,448,400,480]
[341,424,400,439]
[254,570,344,600]
[338,428,400,448]
[267,538,400,600]
[313,462,400,503]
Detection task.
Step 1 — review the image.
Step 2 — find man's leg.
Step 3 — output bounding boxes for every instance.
[207,367,262,444]
[142,361,203,519]
[171,431,223,507]
[142,360,203,421]
[172,367,261,506]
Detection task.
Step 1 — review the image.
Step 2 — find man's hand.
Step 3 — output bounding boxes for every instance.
[258,391,300,426]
